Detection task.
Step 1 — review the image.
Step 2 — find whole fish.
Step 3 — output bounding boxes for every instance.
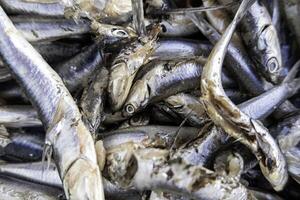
[200,0,287,190]
[102,125,200,150]
[0,7,104,199]
[123,59,234,116]
[108,25,160,111]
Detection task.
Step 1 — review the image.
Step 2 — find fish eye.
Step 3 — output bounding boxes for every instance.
[125,104,135,114]
[111,28,128,38]
[160,24,167,33]
[267,57,279,73]
[265,158,274,171]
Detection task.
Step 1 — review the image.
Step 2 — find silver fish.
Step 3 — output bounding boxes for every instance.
[200,0,287,190]
[0,7,104,199]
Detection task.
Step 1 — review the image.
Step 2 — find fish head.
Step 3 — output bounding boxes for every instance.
[257,25,282,83]
[108,62,132,111]
[251,119,288,191]
[123,80,150,117]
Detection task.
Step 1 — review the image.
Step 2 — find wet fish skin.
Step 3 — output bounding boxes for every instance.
[12,17,91,43]
[0,0,65,18]
[0,7,104,199]
[0,105,41,128]
[55,43,104,92]
[188,7,296,119]
[0,161,141,200]
[108,26,160,111]
[219,0,282,83]
[0,175,63,200]
[152,38,212,60]
[200,0,287,191]
[102,125,200,150]
[123,59,234,116]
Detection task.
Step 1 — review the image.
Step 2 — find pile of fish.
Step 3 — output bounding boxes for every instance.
[0,0,299,199]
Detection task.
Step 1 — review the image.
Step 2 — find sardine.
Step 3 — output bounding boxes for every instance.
[152,38,212,60]
[108,26,160,111]
[200,0,287,190]
[0,7,104,199]
[219,0,282,83]
[123,59,234,116]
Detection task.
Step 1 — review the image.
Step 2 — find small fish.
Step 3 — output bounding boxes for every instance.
[123,59,234,116]
[0,7,104,199]
[200,0,287,190]
[108,25,161,111]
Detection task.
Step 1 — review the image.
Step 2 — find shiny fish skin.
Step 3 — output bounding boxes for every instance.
[102,125,199,150]
[0,0,65,18]
[0,7,104,200]
[189,11,296,119]
[12,17,91,43]
[0,175,63,200]
[0,161,141,200]
[0,105,41,127]
[200,0,287,191]
[108,26,160,111]
[123,59,234,116]
[54,43,103,92]
[219,0,282,83]
[152,38,212,60]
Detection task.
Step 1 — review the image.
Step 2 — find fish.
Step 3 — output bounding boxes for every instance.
[188,7,296,119]
[12,17,91,43]
[80,67,109,134]
[200,0,287,190]
[54,43,104,92]
[123,58,234,116]
[0,161,141,200]
[0,7,104,199]
[0,0,66,18]
[219,0,282,83]
[106,147,252,200]
[108,25,161,111]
